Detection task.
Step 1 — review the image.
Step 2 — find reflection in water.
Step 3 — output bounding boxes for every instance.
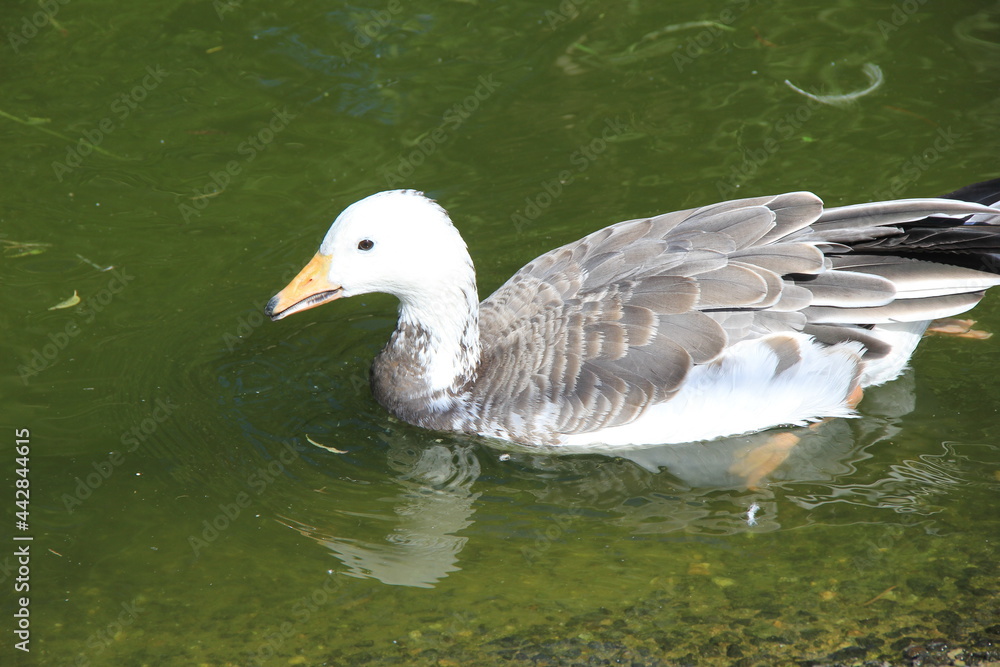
[789,445,977,515]
[263,364,974,588]
[496,370,925,539]
[280,445,481,588]
[954,4,1000,73]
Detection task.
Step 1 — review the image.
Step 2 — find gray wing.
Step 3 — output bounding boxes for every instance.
[473,193,1000,441]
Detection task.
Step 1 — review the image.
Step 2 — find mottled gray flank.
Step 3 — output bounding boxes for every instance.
[371,191,1000,446]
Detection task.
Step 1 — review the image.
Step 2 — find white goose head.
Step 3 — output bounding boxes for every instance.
[265,190,478,323]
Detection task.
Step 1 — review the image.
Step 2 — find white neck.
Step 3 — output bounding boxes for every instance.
[395,276,481,395]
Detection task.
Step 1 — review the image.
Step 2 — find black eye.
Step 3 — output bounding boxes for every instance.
[358,239,374,251]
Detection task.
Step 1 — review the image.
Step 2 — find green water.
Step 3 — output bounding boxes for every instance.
[3,1,1000,665]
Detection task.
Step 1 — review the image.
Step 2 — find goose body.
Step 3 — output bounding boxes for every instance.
[266,181,1000,449]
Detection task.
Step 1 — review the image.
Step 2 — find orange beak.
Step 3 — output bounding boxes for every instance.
[265,253,343,321]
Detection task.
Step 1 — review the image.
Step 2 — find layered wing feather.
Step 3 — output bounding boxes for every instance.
[471,192,1000,442]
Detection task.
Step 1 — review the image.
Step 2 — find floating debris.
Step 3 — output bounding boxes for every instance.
[48,290,81,310]
[189,189,223,201]
[883,104,938,127]
[76,253,114,272]
[746,502,760,526]
[568,41,599,56]
[784,63,884,106]
[752,26,776,47]
[305,434,347,454]
[2,239,51,258]
[632,20,735,50]
[558,20,741,75]
[0,108,129,160]
[47,12,69,37]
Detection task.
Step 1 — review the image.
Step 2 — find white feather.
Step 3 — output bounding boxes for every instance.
[560,333,864,449]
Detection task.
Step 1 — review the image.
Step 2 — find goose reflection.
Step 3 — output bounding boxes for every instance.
[277,369,918,587]
[279,444,481,588]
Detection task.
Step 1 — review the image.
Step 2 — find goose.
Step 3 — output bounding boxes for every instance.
[265,180,1000,450]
